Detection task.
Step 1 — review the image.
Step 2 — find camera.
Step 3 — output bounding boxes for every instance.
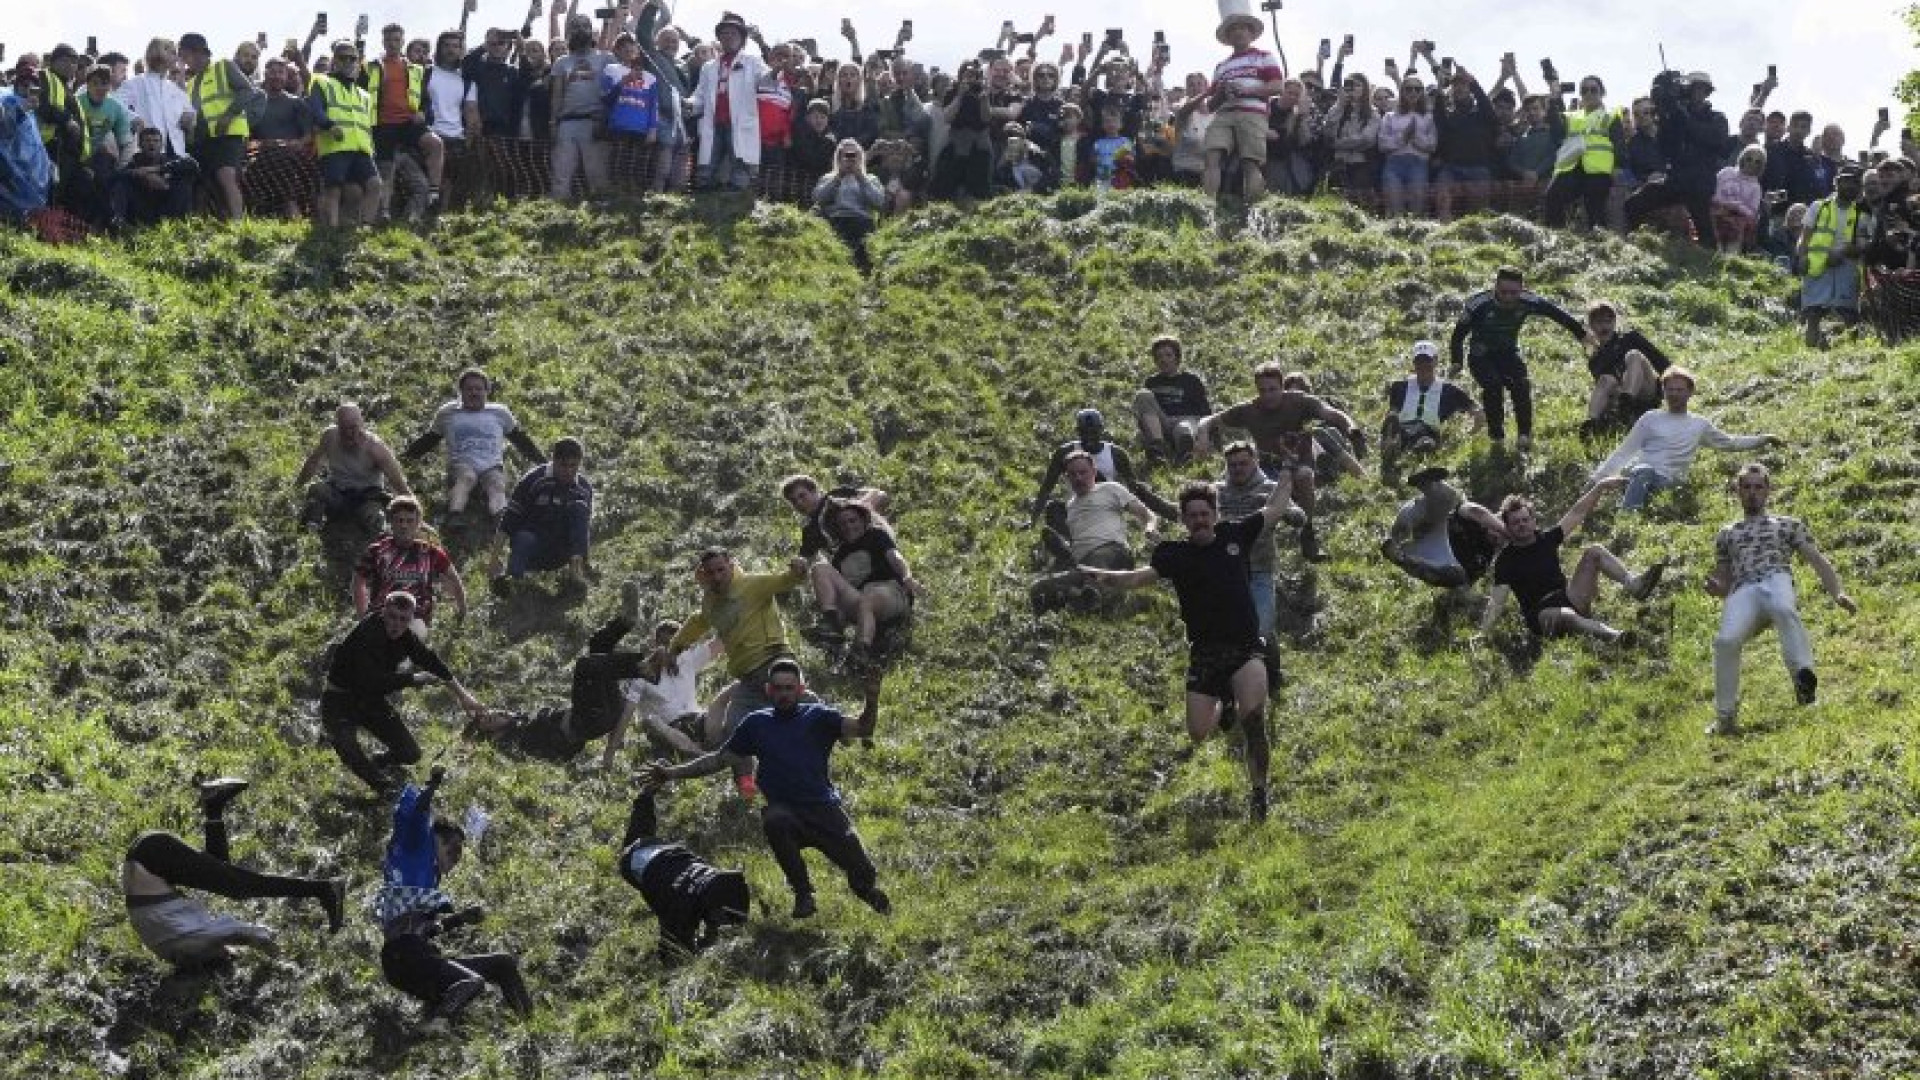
[1649,68,1686,113]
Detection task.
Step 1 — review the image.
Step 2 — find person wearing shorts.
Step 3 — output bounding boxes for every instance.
[1201,11,1284,201]
[308,40,384,227]
[1482,477,1666,644]
[1085,477,1298,822]
[402,367,547,526]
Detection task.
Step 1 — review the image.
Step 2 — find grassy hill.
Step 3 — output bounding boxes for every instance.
[2,193,1917,1080]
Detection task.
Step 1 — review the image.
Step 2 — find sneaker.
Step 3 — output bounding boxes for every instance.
[790,892,818,919]
[320,877,347,934]
[1516,435,1534,452]
[194,774,249,814]
[1172,430,1196,465]
[1248,785,1270,823]
[854,885,892,916]
[1707,713,1740,737]
[435,977,486,1021]
[1281,506,1308,528]
[1627,560,1668,601]
[1794,668,1818,706]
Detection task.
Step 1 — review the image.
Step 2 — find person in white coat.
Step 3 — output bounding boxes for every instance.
[686,13,765,192]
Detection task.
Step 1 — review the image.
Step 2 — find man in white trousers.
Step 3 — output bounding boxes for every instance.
[1705,463,1856,736]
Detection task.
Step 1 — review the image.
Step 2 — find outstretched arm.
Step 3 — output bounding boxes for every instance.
[1555,475,1628,536]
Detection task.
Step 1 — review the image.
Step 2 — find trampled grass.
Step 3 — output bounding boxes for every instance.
[1,192,1916,1078]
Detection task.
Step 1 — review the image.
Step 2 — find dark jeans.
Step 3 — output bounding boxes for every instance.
[111,173,197,224]
[567,615,649,741]
[761,800,877,898]
[1625,178,1712,244]
[381,932,526,1008]
[507,502,591,576]
[1466,349,1533,440]
[320,690,422,790]
[1542,167,1611,228]
[829,215,876,273]
[126,828,328,903]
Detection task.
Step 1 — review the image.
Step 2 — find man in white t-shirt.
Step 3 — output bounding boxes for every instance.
[116,38,193,156]
[1203,3,1285,201]
[603,618,728,767]
[402,368,547,525]
[1591,367,1776,510]
[1030,451,1159,612]
[424,32,478,204]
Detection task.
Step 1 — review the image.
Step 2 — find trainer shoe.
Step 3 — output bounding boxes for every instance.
[1794,668,1818,706]
[435,977,486,1021]
[1627,560,1669,601]
[1248,785,1270,823]
[1516,435,1534,452]
[1281,506,1308,528]
[1707,713,1740,737]
[790,892,818,919]
[194,774,249,814]
[854,885,893,916]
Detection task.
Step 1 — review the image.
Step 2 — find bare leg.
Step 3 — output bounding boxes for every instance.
[1620,351,1658,402]
[316,187,340,227]
[1566,543,1632,610]
[1228,657,1270,792]
[1241,159,1266,201]
[1539,606,1622,642]
[420,131,446,193]
[1291,468,1317,516]
[1203,149,1227,198]
[216,166,245,220]
[1587,375,1619,421]
[1184,692,1223,740]
[356,178,384,226]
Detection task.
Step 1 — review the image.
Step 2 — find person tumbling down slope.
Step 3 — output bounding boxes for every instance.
[1083,474,1302,823]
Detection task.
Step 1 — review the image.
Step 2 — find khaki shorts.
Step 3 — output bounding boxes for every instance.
[447,463,507,497]
[1204,109,1269,165]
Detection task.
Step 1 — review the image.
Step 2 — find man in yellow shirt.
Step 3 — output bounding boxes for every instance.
[667,548,809,734]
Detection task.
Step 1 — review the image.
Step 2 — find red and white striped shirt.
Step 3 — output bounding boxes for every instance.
[1210,48,1284,115]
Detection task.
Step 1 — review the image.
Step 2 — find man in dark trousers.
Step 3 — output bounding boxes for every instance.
[640,660,888,920]
[1449,266,1590,450]
[122,777,345,966]
[374,766,532,1025]
[1083,475,1299,822]
[616,789,751,960]
[320,591,485,792]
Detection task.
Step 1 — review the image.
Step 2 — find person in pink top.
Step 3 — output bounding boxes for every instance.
[1711,145,1767,254]
[1203,0,1286,202]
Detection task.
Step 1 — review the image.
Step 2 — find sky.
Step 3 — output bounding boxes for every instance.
[5,1,1912,148]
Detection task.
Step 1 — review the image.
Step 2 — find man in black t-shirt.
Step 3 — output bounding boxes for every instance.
[1481,476,1666,643]
[1132,335,1213,465]
[1084,478,1295,822]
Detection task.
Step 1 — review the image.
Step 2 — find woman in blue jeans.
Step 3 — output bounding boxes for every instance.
[1376,79,1437,217]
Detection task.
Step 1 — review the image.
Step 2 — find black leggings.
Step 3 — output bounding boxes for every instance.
[382,933,526,1008]
[126,828,330,903]
[321,691,422,790]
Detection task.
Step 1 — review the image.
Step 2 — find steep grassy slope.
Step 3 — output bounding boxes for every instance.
[2,194,1917,1080]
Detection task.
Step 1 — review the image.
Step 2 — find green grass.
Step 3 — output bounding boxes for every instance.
[2,192,1917,1079]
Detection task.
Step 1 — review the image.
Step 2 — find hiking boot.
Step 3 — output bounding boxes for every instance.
[1248,785,1270,823]
[320,877,347,934]
[1794,668,1818,706]
[1627,560,1668,601]
[435,977,486,1021]
[854,885,892,916]
[194,774,249,814]
[790,892,818,919]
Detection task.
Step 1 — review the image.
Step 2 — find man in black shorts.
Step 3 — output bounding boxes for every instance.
[1380,466,1505,591]
[1481,476,1666,643]
[1132,335,1213,465]
[1084,477,1297,822]
[616,789,751,961]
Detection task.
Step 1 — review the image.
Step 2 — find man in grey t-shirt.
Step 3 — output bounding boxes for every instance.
[549,17,614,202]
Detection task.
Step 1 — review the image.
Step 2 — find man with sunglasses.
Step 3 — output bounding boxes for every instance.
[1542,75,1624,229]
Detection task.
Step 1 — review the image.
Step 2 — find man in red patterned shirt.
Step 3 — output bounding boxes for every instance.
[354,496,468,636]
[1203,1,1285,202]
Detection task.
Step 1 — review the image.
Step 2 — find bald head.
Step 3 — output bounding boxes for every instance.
[335,403,367,447]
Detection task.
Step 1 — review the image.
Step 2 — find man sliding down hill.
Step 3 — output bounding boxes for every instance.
[1380,466,1505,591]
[615,788,751,961]
[1193,362,1360,563]
[1481,477,1666,645]
[402,368,547,531]
[1083,475,1301,823]
[295,402,415,534]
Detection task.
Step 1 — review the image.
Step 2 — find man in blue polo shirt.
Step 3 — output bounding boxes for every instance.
[640,660,886,919]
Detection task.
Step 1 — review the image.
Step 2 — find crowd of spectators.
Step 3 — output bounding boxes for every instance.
[3,1,1918,286]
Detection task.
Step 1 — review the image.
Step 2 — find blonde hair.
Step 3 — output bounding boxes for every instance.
[831,138,869,176]
[832,64,866,111]
[145,37,179,70]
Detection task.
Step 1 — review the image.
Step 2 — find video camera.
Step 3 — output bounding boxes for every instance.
[1649,69,1686,114]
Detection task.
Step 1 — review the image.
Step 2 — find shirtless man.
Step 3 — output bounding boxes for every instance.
[295,402,414,533]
